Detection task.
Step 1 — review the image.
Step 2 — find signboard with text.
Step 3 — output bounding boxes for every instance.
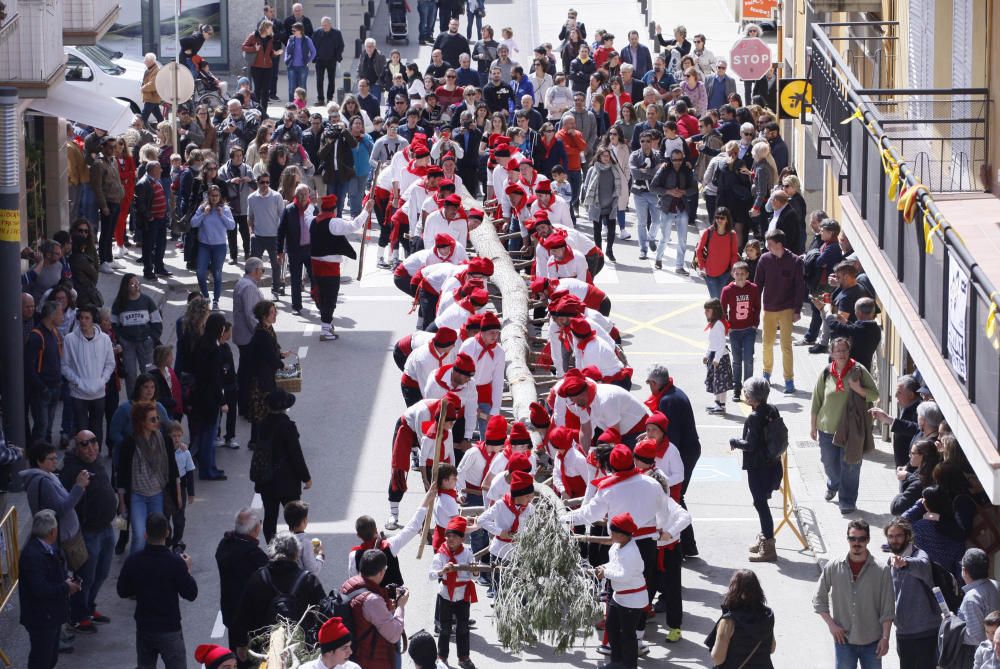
[742,0,779,20]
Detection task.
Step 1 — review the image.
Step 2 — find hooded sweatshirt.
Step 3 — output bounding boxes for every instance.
[62,327,116,400]
[20,468,85,541]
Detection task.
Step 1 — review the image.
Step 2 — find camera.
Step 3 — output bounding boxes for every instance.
[384,583,405,601]
[172,542,186,555]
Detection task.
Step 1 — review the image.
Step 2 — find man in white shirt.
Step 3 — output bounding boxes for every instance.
[596,512,647,667]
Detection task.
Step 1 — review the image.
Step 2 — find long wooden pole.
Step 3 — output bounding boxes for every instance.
[356,162,383,281]
[772,452,808,548]
[416,399,449,559]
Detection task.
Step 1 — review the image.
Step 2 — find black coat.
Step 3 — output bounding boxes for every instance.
[731,403,781,470]
[190,341,227,421]
[772,206,805,255]
[569,57,596,93]
[233,559,324,646]
[278,202,311,253]
[254,412,311,498]
[433,32,470,70]
[18,538,70,628]
[317,131,357,184]
[215,531,268,626]
[248,325,283,393]
[117,544,198,633]
[59,451,117,533]
[117,432,180,506]
[312,27,344,62]
[655,386,702,468]
[283,15,314,37]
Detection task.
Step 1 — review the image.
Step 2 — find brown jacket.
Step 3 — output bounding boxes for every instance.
[834,367,876,465]
[242,32,277,69]
[66,141,88,185]
[141,64,161,104]
[89,156,125,209]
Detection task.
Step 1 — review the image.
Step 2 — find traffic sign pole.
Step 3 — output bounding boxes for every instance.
[172,0,180,153]
[774,6,781,123]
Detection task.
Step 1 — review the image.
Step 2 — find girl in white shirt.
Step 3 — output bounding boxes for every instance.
[704,298,734,415]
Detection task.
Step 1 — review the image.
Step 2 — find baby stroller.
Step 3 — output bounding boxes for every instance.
[386,0,409,44]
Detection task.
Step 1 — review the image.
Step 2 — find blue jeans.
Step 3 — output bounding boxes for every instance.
[834,640,881,669]
[507,216,523,252]
[633,192,659,252]
[466,493,489,555]
[418,0,437,39]
[71,526,115,622]
[129,491,164,554]
[287,65,309,101]
[29,384,60,443]
[567,170,582,223]
[60,379,75,439]
[141,102,164,125]
[730,328,756,391]
[653,210,688,268]
[325,178,349,215]
[142,217,168,273]
[819,430,861,511]
[196,242,227,302]
[475,402,491,437]
[465,10,483,39]
[704,273,729,299]
[80,183,99,227]
[616,209,626,233]
[346,174,367,216]
[194,413,221,477]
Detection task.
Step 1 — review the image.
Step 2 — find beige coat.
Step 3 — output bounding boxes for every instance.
[141,64,161,104]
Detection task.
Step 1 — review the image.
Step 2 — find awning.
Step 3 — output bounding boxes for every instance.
[27,82,132,135]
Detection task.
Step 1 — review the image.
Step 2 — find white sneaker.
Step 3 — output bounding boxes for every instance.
[638,640,650,656]
[385,514,400,531]
[114,246,125,259]
[112,260,127,269]
[99,262,114,274]
[596,644,611,656]
[320,326,338,341]
[619,231,632,240]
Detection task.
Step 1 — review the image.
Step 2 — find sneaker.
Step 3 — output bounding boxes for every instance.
[155,268,173,277]
[222,438,240,449]
[840,506,858,515]
[675,266,689,276]
[70,620,97,634]
[654,261,662,270]
[384,514,400,531]
[619,230,632,240]
[648,239,657,251]
[110,260,125,269]
[215,436,225,447]
[825,489,837,501]
[795,336,816,346]
[707,404,725,415]
[99,262,114,274]
[377,259,392,269]
[733,391,742,403]
[597,644,611,656]
[638,640,650,656]
[665,628,682,643]
[90,611,110,624]
[291,308,302,316]
[639,251,648,260]
[783,381,796,395]
[211,300,220,311]
[808,343,829,354]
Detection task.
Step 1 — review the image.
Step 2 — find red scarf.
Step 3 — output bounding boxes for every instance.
[653,437,671,460]
[575,330,595,351]
[536,195,553,211]
[475,333,496,360]
[439,543,478,602]
[592,466,643,490]
[705,319,731,335]
[501,494,526,533]
[476,443,497,487]
[434,244,456,262]
[557,446,587,497]
[420,418,449,463]
[551,245,576,266]
[643,379,673,412]
[459,297,479,313]
[433,365,458,391]
[407,160,429,177]
[830,359,856,392]
[430,344,450,366]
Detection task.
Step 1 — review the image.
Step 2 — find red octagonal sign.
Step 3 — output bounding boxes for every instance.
[729,37,773,81]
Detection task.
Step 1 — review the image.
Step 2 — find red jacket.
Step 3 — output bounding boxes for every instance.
[695,227,739,278]
[556,128,587,171]
[341,576,400,669]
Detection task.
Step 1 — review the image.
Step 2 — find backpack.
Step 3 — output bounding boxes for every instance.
[763,411,789,462]
[937,615,968,669]
[315,588,378,654]
[928,561,963,613]
[802,247,823,288]
[261,567,310,625]
[249,433,274,484]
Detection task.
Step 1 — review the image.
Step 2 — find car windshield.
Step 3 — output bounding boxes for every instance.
[77,45,125,75]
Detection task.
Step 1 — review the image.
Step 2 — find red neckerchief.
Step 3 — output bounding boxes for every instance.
[653,437,671,460]
[520,173,537,189]
[459,297,480,313]
[439,542,475,601]
[434,365,457,391]
[434,244,456,262]
[557,322,574,353]
[439,488,458,500]
[556,444,585,494]
[351,535,390,554]
[830,359,856,392]
[421,418,450,462]
[592,467,643,490]
[430,344,450,366]
[582,381,597,409]
[551,245,575,266]
[575,331,595,351]
[509,196,529,216]
[704,318,731,335]
[501,493,525,533]
[476,443,497,486]
[536,195,552,211]
[407,160,428,176]
[643,379,673,412]
[475,333,496,360]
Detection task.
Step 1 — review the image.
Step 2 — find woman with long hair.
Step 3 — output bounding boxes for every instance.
[605,127,632,240]
[246,125,271,168]
[890,438,940,515]
[748,142,778,238]
[113,137,136,256]
[614,103,638,150]
[708,569,776,668]
[175,295,211,379]
[189,313,229,480]
[604,77,631,127]
[278,164,303,203]
[266,144,290,192]
[529,59,554,116]
[581,147,621,260]
[247,300,286,449]
[189,185,236,309]
[715,141,753,245]
[560,28,583,76]
[680,66,708,115]
[340,94,374,132]
[695,206,740,299]
[110,273,161,396]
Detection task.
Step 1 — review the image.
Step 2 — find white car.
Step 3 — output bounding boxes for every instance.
[64,45,146,113]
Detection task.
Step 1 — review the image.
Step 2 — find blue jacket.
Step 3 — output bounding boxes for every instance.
[619,43,653,78]
[509,77,535,115]
[654,385,702,466]
[191,204,236,245]
[284,35,316,67]
[117,544,198,633]
[19,538,70,629]
[351,134,375,179]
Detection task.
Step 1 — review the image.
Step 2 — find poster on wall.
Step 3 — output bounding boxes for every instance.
[103,0,144,59]
[158,0,223,60]
[947,261,970,385]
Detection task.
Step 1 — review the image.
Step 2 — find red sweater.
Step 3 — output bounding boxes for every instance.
[556,129,587,171]
[720,281,761,330]
[695,227,740,277]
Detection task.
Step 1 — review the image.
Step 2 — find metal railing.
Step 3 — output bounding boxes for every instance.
[810,21,1000,446]
[0,506,18,666]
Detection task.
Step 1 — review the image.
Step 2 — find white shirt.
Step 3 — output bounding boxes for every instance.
[574,335,625,380]
[402,341,455,389]
[429,543,476,601]
[604,539,648,608]
[552,444,590,497]
[346,506,427,577]
[456,444,499,495]
[400,246,467,278]
[459,335,506,412]
[529,193,573,230]
[422,366,478,440]
[566,382,650,434]
[546,249,589,282]
[563,472,667,539]
[768,203,784,233]
[417,261,464,295]
[432,491,460,530]
[706,319,727,359]
[299,658,363,669]
[433,300,488,333]
[423,210,469,249]
[399,399,455,465]
[549,315,615,376]
[477,496,535,559]
[534,223,594,276]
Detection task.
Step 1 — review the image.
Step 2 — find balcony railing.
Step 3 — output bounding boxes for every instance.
[62,0,118,44]
[809,20,1000,445]
[0,0,65,90]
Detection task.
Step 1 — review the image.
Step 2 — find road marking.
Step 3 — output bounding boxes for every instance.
[303,324,316,337]
[346,295,415,302]
[594,264,619,286]
[211,610,225,639]
[251,493,262,509]
[694,517,760,522]
[297,345,309,359]
[607,294,706,302]
[612,311,705,349]
[624,351,703,356]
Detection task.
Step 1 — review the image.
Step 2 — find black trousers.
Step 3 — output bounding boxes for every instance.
[222,386,237,440]
[597,295,612,317]
[436,596,470,660]
[394,273,416,296]
[679,448,701,554]
[657,544,684,629]
[417,290,439,330]
[392,343,408,371]
[227,214,250,262]
[636,537,657,611]
[896,632,937,669]
[592,214,616,253]
[314,273,341,324]
[237,344,252,418]
[607,600,641,668]
[261,492,299,543]
[287,246,312,311]
[586,251,604,278]
[26,624,60,669]
[251,66,273,106]
[315,60,338,101]
[401,384,422,408]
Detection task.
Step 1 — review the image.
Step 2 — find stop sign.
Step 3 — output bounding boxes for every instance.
[729,38,773,81]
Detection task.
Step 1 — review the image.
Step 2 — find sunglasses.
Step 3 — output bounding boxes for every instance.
[446,75,456,79]
[147,416,160,423]
[78,438,99,446]
[847,536,868,543]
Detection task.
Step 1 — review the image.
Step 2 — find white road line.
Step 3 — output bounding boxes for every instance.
[347,295,414,302]
[611,294,706,302]
[594,264,619,286]
[303,324,316,337]
[211,610,225,639]
[251,493,263,509]
[297,345,309,359]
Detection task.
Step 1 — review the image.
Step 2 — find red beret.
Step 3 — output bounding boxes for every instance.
[646,410,669,433]
[508,421,531,444]
[412,145,430,158]
[435,233,456,247]
[453,352,476,375]
[319,194,338,210]
[439,392,462,420]
[316,618,352,653]
[557,369,589,397]
[485,414,508,443]
[528,401,551,428]
[609,443,634,471]
[534,179,552,193]
[467,257,494,276]
[528,276,548,296]
[533,211,553,225]
[433,327,458,347]
[569,317,593,338]
[539,229,568,250]
[446,515,468,535]
[468,288,490,307]
[441,151,457,162]
[505,157,520,171]
[194,644,237,669]
[505,183,525,197]
[549,295,585,317]
[548,426,577,451]
[510,469,535,497]
[610,512,638,536]
[479,311,501,331]
[507,451,532,472]
[580,365,602,381]
[464,312,483,330]
[443,193,462,206]
[518,157,534,167]
[413,132,429,143]
[425,165,444,176]
[437,177,455,188]
[468,208,485,219]
[597,427,622,445]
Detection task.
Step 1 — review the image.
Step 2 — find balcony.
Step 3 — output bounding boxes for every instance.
[62,0,118,45]
[0,0,65,92]
[808,20,1000,500]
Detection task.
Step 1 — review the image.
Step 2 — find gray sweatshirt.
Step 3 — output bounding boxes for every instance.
[247,189,285,237]
[20,468,85,541]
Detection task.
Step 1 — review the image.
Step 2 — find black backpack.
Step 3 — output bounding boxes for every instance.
[763,412,789,462]
[928,561,963,614]
[937,615,968,669]
[261,567,309,625]
[802,247,823,288]
[315,588,378,654]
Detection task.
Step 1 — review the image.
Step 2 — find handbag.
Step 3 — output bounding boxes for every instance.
[62,532,89,572]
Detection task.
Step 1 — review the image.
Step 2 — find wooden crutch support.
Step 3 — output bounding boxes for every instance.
[416,399,449,559]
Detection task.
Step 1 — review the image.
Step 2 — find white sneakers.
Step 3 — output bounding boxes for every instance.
[320,324,338,341]
[99,262,114,274]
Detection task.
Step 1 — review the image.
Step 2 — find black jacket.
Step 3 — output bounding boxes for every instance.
[569,57,596,93]
[190,341,227,421]
[18,538,70,628]
[891,472,926,516]
[254,412,311,498]
[116,432,180,504]
[655,385,701,466]
[215,531,268,626]
[278,202,311,252]
[150,367,182,419]
[234,559,325,646]
[59,451,117,533]
[133,173,164,227]
[283,14,314,37]
[312,27,344,62]
[730,403,781,470]
[357,49,389,88]
[117,544,198,633]
[317,130,357,184]
[772,206,805,255]
[826,318,882,373]
[249,325,283,393]
[433,32,470,70]
[707,607,776,669]
[891,401,921,460]
[301,128,324,165]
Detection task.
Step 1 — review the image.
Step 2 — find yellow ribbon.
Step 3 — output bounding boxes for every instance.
[840,108,863,125]
[923,216,942,254]
[880,148,900,201]
[987,291,999,344]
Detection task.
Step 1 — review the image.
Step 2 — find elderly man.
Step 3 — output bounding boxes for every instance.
[233,257,264,417]
[283,3,314,36]
[277,184,315,315]
[140,53,163,125]
[357,38,387,101]
[60,430,118,633]
[215,509,268,655]
[870,374,922,467]
[822,296,881,374]
[20,510,80,668]
[706,60,737,112]
[217,100,260,156]
[21,291,35,341]
[454,53,479,87]
[133,161,170,279]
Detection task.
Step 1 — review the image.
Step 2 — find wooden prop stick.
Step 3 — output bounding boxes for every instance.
[772,452,809,548]
[356,162,384,281]
[571,534,614,545]
[416,399,449,559]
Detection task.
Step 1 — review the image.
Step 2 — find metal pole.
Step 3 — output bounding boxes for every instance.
[0,87,25,459]
[172,0,180,152]
[774,4,782,123]
[336,0,341,31]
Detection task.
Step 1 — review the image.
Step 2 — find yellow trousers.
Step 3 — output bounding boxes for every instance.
[762,308,795,381]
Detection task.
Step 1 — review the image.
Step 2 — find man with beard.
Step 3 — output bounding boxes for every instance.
[883,518,939,669]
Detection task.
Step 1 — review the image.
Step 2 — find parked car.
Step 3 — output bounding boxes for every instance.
[64,45,145,113]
